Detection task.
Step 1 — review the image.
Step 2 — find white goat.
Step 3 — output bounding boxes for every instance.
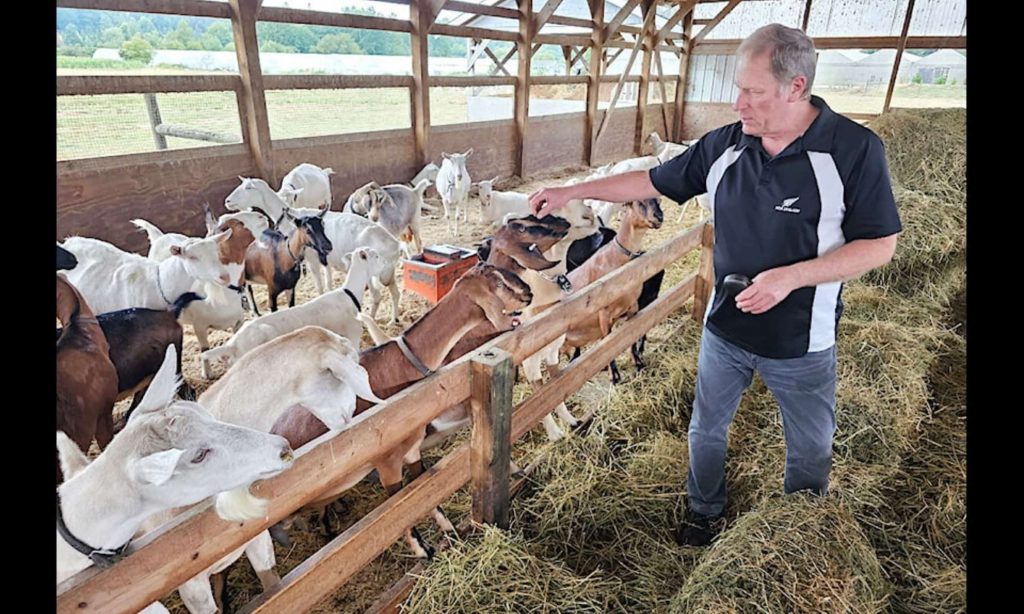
[647,131,690,163]
[277,163,334,210]
[224,177,403,320]
[435,149,473,235]
[201,248,387,376]
[475,177,535,228]
[56,345,294,589]
[355,180,432,257]
[61,232,232,314]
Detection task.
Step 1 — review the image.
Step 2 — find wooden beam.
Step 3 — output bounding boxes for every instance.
[410,0,435,166]
[884,0,916,113]
[600,74,642,83]
[56,362,473,614]
[584,0,604,166]
[562,45,573,75]
[143,94,167,150]
[655,0,695,44]
[445,0,518,19]
[801,0,813,32]
[692,223,715,322]
[634,0,656,155]
[531,75,589,85]
[229,0,274,183]
[432,75,517,86]
[55,0,230,18]
[534,0,566,35]
[653,47,672,140]
[257,7,412,32]
[57,75,241,96]
[534,33,592,46]
[262,75,414,90]
[431,23,519,41]
[603,47,624,71]
[603,0,641,41]
[693,35,966,54]
[548,14,594,29]
[570,45,589,70]
[484,45,514,77]
[673,9,694,141]
[470,349,514,528]
[690,0,741,47]
[595,5,654,145]
[489,45,519,76]
[513,0,533,177]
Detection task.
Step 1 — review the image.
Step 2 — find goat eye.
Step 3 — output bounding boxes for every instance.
[191,448,211,464]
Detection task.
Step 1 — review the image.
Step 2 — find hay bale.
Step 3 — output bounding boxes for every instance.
[862,186,965,297]
[870,108,965,206]
[669,493,889,614]
[401,525,623,613]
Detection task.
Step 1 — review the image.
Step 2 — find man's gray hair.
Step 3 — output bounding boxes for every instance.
[737,24,817,99]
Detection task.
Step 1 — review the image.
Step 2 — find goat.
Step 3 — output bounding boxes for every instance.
[266,264,533,556]
[202,248,388,377]
[244,209,333,313]
[61,231,233,314]
[474,177,536,228]
[277,163,335,210]
[435,149,473,235]
[646,131,690,163]
[56,273,119,484]
[56,345,294,609]
[355,179,432,256]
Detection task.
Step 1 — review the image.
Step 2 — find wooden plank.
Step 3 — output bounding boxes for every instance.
[258,6,412,32]
[600,74,642,83]
[884,0,916,113]
[510,272,698,442]
[531,75,589,84]
[484,45,514,76]
[692,222,715,322]
[534,33,592,46]
[155,124,240,144]
[673,9,694,140]
[634,0,656,155]
[143,93,168,150]
[470,349,514,528]
[410,0,433,166]
[801,0,813,32]
[655,0,695,43]
[432,75,518,86]
[603,47,624,70]
[584,0,604,166]
[230,0,274,182]
[690,0,741,46]
[431,23,519,41]
[445,0,518,19]
[56,362,473,614]
[525,111,586,171]
[595,5,654,145]
[653,49,672,139]
[238,445,472,614]
[603,0,641,40]
[489,45,519,76]
[570,45,589,70]
[56,0,230,18]
[262,75,413,90]
[57,75,240,96]
[513,0,533,177]
[693,35,967,54]
[548,14,594,29]
[534,0,566,34]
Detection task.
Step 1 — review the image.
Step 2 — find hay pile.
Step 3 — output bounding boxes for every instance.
[668,493,889,614]
[401,525,624,613]
[870,108,966,206]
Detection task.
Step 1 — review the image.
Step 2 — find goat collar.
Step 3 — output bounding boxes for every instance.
[396,335,432,377]
[539,272,573,293]
[56,491,130,569]
[343,288,361,312]
[614,237,644,260]
[155,265,173,306]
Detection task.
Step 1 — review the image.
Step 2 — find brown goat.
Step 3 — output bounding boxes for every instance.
[56,273,119,484]
[244,211,333,313]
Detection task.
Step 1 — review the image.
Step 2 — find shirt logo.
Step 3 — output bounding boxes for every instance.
[774,197,801,214]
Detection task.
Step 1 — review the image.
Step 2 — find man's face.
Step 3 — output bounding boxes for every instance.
[733,52,791,136]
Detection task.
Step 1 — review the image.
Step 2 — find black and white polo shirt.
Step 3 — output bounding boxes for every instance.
[650,95,902,359]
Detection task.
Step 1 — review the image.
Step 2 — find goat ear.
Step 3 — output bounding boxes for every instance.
[358,249,368,260]
[318,204,329,218]
[490,175,499,184]
[342,251,353,269]
[442,152,452,160]
[57,431,90,480]
[131,448,185,486]
[324,350,382,404]
[131,345,181,419]
[210,227,232,243]
[170,245,183,257]
[203,203,217,235]
[463,148,474,157]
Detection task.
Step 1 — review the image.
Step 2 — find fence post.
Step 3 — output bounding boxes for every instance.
[470,348,514,529]
[692,221,714,322]
[143,93,168,150]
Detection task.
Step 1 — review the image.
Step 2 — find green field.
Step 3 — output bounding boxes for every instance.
[57,61,965,160]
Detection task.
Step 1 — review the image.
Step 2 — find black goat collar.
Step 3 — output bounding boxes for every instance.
[56,491,130,569]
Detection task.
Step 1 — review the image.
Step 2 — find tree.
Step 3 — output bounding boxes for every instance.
[260,40,298,53]
[313,33,362,55]
[100,26,125,48]
[201,32,223,51]
[120,36,154,63]
[257,22,318,53]
[206,22,234,47]
[62,23,84,46]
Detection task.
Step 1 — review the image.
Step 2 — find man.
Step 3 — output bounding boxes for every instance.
[529,24,901,546]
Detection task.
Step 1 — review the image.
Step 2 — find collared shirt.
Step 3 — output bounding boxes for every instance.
[649,95,902,358]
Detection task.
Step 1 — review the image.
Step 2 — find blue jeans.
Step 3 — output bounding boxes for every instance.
[687,326,838,516]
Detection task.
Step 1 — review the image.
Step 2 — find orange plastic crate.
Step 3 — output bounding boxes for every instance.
[402,245,480,304]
